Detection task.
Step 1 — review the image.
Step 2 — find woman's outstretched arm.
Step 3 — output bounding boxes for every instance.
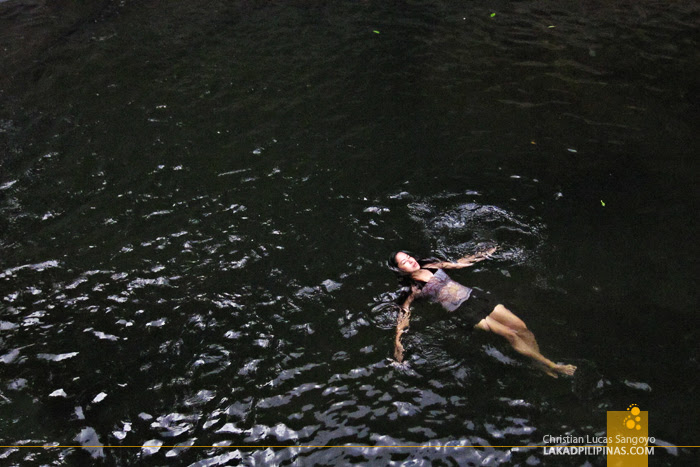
[394,288,417,363]
[423,246,497,270]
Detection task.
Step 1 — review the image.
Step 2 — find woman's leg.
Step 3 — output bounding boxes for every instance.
[489,305,540,353]
[475,305,576,377]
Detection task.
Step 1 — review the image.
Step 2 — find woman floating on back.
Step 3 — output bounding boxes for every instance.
[388,247,576,377]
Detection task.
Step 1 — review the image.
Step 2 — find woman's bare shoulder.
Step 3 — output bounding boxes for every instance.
[413,269,434,283]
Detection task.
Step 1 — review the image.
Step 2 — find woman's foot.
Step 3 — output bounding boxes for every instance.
[537,363,559,378]
[536,362,577,378]
[554,363,577,376]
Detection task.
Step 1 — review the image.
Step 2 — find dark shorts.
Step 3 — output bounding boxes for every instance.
[452,287,497,329]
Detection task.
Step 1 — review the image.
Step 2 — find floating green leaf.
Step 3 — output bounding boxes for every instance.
[600,200,606,207]
[490,13,496,18]
[373,30,380,34]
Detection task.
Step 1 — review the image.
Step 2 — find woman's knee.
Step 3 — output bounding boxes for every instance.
[501,328,519,344]
[491,305,528,330]
[475,319,490,332]
[483,316,518,341]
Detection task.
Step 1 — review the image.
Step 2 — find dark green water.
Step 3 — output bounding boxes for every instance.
[1,0,698,465]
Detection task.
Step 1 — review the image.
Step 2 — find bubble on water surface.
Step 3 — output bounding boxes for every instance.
[74,427,104,458]
[37,352,79,362]
[165,439,196,458]
[0,349,20,364]
[146,318,167,327]
[623,380,651,392]
[91,392,107,403]
[0,180,18,191]
[322,279,342,292]
[7,378,27,391]
[141,439,163,455]
[185,389,216,406]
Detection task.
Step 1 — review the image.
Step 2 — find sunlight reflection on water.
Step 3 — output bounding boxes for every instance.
[0,0,696,465]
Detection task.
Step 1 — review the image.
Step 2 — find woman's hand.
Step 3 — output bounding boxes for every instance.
[479,245,497,258]
[448,245,497,268]
[394,307,411,363]
[397,309,411,330]
[456,257,476,266]
[394,339,405,362]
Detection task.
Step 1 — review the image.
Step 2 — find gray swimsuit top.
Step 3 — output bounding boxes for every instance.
[419,269,473,312]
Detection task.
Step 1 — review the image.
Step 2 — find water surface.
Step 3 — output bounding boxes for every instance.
[1,0,698,465]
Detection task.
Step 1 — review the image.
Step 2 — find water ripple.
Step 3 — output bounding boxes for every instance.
[0,0,696,465]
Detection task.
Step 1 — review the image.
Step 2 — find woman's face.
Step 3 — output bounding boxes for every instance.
[395,252,420,273]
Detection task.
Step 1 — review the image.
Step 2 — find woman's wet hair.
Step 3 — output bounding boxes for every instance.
[387,249,440,305]
[387,250,415,274]
[388,250,440,274]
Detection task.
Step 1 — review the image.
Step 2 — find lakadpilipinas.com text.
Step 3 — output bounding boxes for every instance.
[542,435,655,456]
